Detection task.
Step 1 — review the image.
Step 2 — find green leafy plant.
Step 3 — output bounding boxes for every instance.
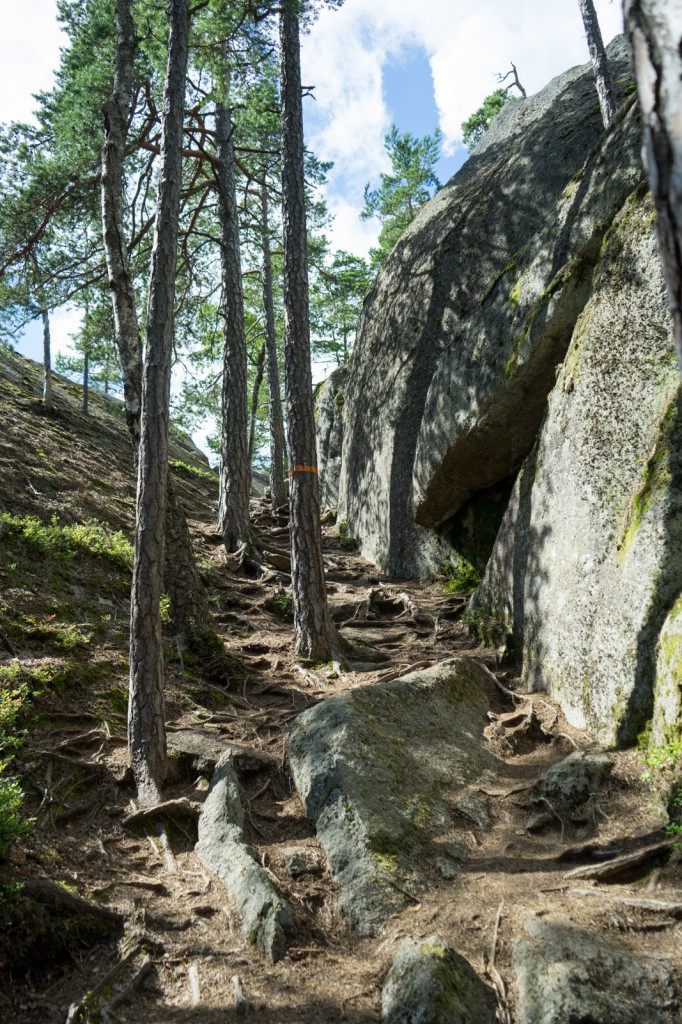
[443,556,480,594]
[0,513,133,570]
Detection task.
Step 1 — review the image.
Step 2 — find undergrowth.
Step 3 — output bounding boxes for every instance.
[0,666,34,861]
[443,556,480,594]
[0,513,133,570]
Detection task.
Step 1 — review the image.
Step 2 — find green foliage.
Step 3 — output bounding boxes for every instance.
[461,88,510,151]
[0,668,33,862]
[361,124,442,267]
[461,605,508,648]
[0,774,28,862]
[169,459,217,483]
[0,514,133,570]
[310,250,370,365]
[443,557,480,594]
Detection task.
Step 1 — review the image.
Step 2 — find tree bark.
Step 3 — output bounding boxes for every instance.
[624,0,682,375]
[101,0,217,647]
[101,0,143,447]
[248,342,266,465]
[261,185,287,508]
[129,0,189,803]
[280,2,333,660]
[215,90,251,553]
[579,0,617,128]
[41,309,53,414]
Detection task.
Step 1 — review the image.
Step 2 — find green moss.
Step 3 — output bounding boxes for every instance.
[508,273,525,309]
[504,255,587,379]
[461,605,508,648]
[619,394,677,560]
[337,520,357,551]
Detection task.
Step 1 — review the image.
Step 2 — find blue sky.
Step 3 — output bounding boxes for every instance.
[1,0,624,373]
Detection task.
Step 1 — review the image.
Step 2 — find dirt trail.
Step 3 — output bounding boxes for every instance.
[0,360,680,1023]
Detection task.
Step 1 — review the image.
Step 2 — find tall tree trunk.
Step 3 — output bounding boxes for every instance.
[280,2,333,660]
[102,0,217,648]
[101,0,143,447]
[624,0,682,375]
[129,0,189,803]
[215,89,251,553]
[82,345,89,415]
[261,186,287,508]
[41,309,53,414]
[248,342,266,464]
[578,0,617,128]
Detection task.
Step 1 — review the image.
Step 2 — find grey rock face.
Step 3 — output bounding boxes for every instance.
[650,592,682,747]
[382,936,497,1024]
[339,38,633,577]
[533,751,611,809]
[315,365,347,510]
[195,755,292,961]
[513,919,678,1024]
[475,189,682,744]
[288,657,496,935]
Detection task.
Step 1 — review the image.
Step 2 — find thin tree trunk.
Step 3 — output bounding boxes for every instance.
[101,0,143,447]
[261,186,287,508]
[280,2,333,660]
[625,0,682,375]
[579,0,617,128]
[82,346,89,415]
[102,0,217,648]
[248,342,266,464]
[129,0,189,803]
[215,86,251,553]
[42,309,53,414]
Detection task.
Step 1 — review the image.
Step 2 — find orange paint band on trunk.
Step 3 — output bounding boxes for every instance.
[288,465,318,476]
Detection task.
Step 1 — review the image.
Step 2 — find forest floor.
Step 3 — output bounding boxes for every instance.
[0,350,681,1024]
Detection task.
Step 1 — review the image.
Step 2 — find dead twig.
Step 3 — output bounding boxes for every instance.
[232,974,249,1017]
[188,963,201,1007]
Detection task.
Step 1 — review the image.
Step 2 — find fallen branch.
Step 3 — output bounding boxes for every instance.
[188,963,201,1007]
[564,841,675,882]
[103,954,154,1018]
[232,974,249,1017]
[24,878,124,930]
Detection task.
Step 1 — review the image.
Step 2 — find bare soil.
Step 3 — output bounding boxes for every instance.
[1,352,680,1024]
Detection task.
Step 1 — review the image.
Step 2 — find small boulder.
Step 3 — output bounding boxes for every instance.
[283,847,324,878]
[533,751,611,809]
[513,919,678,1024]
[382,936,497,1024]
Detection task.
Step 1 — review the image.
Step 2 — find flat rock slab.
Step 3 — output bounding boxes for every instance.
[382,935,497,1024]
[196,754,292,962]
[288,657,497,935]
[513,919,678,1024]
[168,730,273,778]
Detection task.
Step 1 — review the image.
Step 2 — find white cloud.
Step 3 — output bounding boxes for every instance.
[0,0,66,125]
[301,0,626,253]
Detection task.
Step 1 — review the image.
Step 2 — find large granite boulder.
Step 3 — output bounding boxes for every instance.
[339,37,634,577]
[314,365,346,510]
[288,658,497,935]
[513,919,678,1023]
[474,190,682,744]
